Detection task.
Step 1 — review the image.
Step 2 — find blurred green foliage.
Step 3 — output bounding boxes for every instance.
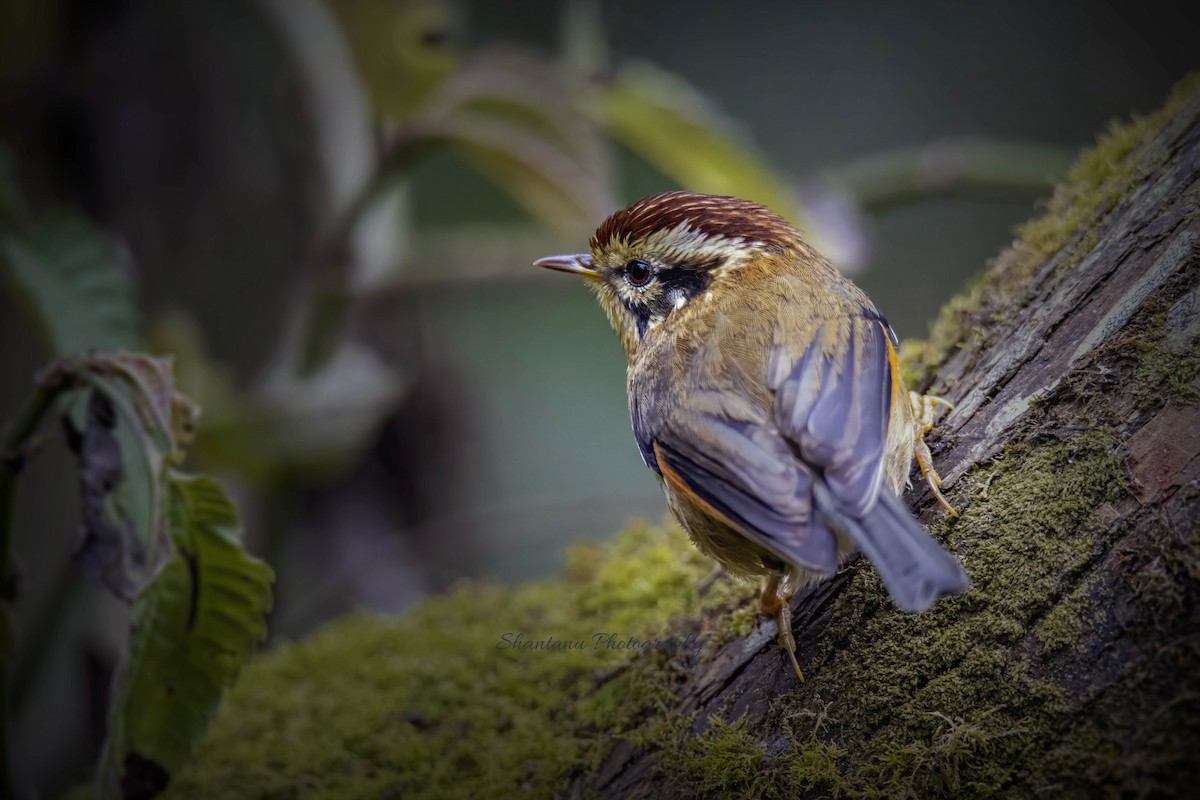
[101,476,272,795]
[0,153,273,799]
[328,0,802,234]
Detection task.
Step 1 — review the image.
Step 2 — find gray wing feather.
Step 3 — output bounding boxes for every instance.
[773,318,890,517]
[654,412,838,574]
[813,483,968,611]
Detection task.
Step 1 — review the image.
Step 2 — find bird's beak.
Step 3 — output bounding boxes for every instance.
[534,253,596,278]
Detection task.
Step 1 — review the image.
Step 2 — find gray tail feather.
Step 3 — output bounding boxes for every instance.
[813,484,969,612]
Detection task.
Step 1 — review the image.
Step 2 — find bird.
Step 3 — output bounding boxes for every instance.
[535,191,968,680]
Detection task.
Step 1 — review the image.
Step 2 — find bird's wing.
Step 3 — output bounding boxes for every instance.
[768,313,897,518]
[631,313,898,575]
[768,315,970,610]
[635,384,840,574]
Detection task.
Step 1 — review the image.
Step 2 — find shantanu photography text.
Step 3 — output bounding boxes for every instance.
[496,631,703,657]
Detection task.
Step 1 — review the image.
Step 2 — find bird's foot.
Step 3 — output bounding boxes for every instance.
[909,391,958,517]
[760,574,804,682]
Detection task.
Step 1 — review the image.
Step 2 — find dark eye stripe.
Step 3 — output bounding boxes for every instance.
[656,267,708,307]
[619,263,711,341]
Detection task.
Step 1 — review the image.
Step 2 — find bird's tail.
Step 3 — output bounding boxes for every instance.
[813,484,968,612]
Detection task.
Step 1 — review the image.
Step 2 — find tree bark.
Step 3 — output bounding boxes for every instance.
[579,83,1200,799]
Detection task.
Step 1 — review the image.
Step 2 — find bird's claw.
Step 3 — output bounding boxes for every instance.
[761,574,805,682]
[909,391,958,517]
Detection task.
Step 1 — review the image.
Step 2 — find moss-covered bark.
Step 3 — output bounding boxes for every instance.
[159,76,1200,800]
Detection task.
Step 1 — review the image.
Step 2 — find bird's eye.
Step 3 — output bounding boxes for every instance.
[624,259,653,287]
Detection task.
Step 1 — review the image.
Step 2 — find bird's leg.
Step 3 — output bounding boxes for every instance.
[909,390,958,517]
[760,572,804,682]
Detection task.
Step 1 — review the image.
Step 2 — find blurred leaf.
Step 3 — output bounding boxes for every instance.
[98,474,273,799]
[82,352,195,459]
[443,112,611,230]
[150,309,404,483]
[24,353,265,800]
[432,51,607,166]
[349,179,412,291]
[413,50,615,230]
[825,138,1073,208]
[0,157,266,800]
[328,0,459,121]
[250,337,404,478]
[178,327,404,483]
[258,0,377,220]
[591,60,804,225]
[0,213,140,356]
[0,173,196,585]
[64,390,157,601]
[57,353,198,599]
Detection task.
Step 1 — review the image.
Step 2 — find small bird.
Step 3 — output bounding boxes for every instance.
[536,191,968,679]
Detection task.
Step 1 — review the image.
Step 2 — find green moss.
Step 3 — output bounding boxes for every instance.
[901,74,1200,389]
[1132,312,1200,410]
[724,601,760,638]
[1037,596,1084,653]
[762,432,1125,798]
[789,738,845,795]
[678,716,768,796]
[159,521,731,800]
[1029,485,1200,796]
[861,709,1020,799]
[785,697,848,795]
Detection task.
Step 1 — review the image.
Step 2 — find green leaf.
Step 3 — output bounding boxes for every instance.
[61,353,195,598]
[64,389,160,600]
[446,111,613,230]
[592,60,805,225]
[99,474,273,799]
[0,212,140,357]
[413,51,615,230]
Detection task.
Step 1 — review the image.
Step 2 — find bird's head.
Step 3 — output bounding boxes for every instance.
[535,191,805,357]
